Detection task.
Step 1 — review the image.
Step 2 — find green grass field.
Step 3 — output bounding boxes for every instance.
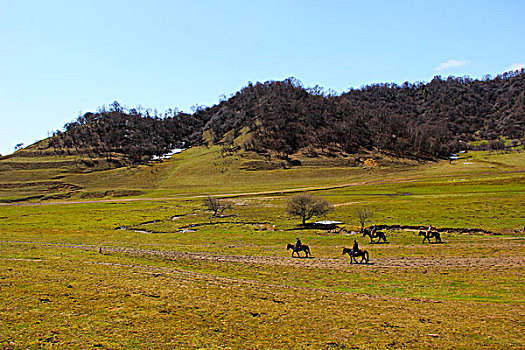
[0,148,524,348]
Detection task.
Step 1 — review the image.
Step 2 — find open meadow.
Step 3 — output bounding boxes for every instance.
[0,148,524,349]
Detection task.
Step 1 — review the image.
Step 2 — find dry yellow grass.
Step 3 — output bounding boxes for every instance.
[0,147,523,348]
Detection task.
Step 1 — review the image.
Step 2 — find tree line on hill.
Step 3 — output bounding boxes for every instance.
[47,69,524,166]
[48,101,210,165]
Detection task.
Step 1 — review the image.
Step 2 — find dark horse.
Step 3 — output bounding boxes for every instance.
[362,228,387,243]
[418,230,442,243]
[287,243,311,258]
[342,247,369,264]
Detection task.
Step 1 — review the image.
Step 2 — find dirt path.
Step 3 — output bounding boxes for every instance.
[3,241,524,269]
[101,246,525,269]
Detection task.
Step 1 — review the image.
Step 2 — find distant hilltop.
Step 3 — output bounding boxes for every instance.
[11,70,525,168]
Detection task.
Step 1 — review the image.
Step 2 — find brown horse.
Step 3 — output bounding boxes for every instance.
[287,243,311,258]
[362,228,387,243]
[342,247,369,264]
[418,230,442,243]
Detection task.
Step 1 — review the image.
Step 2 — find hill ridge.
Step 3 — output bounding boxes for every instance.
[9,70,525,167]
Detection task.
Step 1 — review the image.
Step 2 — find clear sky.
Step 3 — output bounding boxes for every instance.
[1,0,524,156]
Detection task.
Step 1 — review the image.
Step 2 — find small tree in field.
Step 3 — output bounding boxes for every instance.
[203,196,232,217]
[355,207,373,231]
[286,194,333,225]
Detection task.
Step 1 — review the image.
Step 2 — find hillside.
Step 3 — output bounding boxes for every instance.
[7,70,524,169]
[204,72,525,159]
[1,140,524,232]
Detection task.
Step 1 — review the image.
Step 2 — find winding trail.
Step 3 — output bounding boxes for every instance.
[2,240,523,269]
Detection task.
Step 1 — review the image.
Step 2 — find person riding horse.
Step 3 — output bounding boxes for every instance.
[419,224,442,243]
[352,240,359,257]
[295,237,302,251]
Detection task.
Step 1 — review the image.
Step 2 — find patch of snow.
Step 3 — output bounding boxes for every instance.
[152,148,186,160]
[133,230,155,234]
[315,221,343,225]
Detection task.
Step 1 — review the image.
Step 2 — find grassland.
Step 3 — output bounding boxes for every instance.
[0,147,524,349]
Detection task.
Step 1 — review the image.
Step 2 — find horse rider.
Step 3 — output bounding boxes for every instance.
[352,240,359,256]
[371,224,377,234]
[426,224,433,235]
[295,237,302,251]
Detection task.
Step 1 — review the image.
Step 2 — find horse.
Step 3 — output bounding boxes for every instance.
[418,230,442,243]
[342,247,369,264]
[362,228,387,243]
[286,243,311,258]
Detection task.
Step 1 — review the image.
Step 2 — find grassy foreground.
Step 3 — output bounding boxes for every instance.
[0,148,524,349]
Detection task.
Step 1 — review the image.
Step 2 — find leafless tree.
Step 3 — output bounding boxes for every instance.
[203,196,232,217]
[355,207,373,231]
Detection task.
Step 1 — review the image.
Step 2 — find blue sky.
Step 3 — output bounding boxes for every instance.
[1,0,524,156]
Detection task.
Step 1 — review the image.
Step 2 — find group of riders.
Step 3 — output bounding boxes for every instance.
[293,224,434,258]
